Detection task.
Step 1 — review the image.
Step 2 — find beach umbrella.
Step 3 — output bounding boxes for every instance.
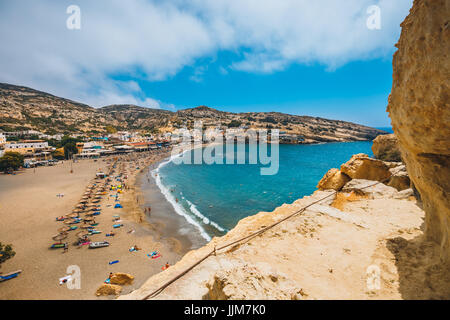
[76,231,90,239]
[76,204,84,208]
[83,217,94,222]
[67,213,79,218]
[52,233,67,242]
[79,199,88,204]
[58,226,71,233]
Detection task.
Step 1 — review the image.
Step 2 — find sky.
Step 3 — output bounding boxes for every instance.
[0,0,413,126]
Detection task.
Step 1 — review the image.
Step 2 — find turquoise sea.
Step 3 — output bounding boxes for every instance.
[152,141,375,241]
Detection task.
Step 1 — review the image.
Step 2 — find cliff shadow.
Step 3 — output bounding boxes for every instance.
[386,234,450,299]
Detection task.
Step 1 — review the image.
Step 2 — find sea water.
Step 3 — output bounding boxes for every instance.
[151,141,375,241]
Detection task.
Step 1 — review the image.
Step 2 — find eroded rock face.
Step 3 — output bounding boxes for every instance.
[387,0,450,261]
[317,168,351,191]
[203,260,305,300]
[340,154,391,182]
[372,134,402,162]
[342,179,399,199]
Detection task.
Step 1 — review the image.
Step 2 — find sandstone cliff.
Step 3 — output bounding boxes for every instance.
[387,0,450,262]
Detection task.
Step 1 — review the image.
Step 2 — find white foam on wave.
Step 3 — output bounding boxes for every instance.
[186,200,226,233]
[152,152,212,242]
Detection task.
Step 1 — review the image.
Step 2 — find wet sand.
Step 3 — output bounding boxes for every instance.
[137,163,207,253]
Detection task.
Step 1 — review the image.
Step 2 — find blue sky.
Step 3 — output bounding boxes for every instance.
[121,55,394,126]
[0,0,413,127]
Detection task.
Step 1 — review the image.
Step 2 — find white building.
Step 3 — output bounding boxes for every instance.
[4,141,49,150]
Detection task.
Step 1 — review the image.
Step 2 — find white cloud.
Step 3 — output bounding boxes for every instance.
[0,0,413,107]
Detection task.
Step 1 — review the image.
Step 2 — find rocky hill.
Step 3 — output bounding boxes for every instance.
[99,104,173,131]
[0,82,386,143]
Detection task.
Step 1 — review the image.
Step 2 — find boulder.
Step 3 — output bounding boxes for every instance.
[110,273,134,285]
[342,179,398,199]
[393,188,415,200]
[387,0,450,261]
[95,284,122,296]
[340,154,391,182]
[387,166,411,191]
[372,134,402,161]
[317,168,351,191]
[203,260,305,300]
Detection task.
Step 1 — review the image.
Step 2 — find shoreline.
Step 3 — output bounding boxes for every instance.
[134,156,207,253]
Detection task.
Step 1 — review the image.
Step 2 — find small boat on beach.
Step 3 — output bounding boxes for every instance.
[0,270,22,282]
[89,241,109,249]
[50,243,65,249]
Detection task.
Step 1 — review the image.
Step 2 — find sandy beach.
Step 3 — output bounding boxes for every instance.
[0,150,186,299]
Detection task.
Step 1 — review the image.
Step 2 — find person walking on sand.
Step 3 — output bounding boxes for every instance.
[63,242,68,253]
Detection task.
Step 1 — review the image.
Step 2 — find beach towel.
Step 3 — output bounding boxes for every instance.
[0,273,19,281]
[59,275,72,285]
[109,260,119,265]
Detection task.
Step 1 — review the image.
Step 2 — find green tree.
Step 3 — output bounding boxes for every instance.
[228,120,242,128]
[64,142,78,160]
[0,242,15,269]
[0,152,24,173]
[105,126,117,134]
[52,149,65,160]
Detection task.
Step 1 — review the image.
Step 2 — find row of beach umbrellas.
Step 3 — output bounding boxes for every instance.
[52,164,118,243]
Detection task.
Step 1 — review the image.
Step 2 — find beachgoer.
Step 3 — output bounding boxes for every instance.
[63,243,68,253]
[165,262,170,269]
